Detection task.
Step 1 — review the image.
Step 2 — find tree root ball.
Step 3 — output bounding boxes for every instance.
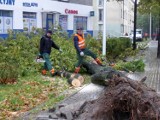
[75,76,160,120]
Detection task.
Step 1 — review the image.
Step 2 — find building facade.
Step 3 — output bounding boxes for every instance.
[93,0,134,38]
[0,0,93,38]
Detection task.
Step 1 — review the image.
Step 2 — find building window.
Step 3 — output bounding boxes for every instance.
[0,10,13,34]
[59,15,68,31]
[74,16,87,31]
[99,0,103,6]
[99,9,103,21]
[23,12,37,32]
[99,24,103,32]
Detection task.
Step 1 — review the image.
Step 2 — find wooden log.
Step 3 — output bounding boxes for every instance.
[70,73,84,84]
[82,61,107,74]
[57,71,84,87]
[82,62,133,86]
[68,78,81,87]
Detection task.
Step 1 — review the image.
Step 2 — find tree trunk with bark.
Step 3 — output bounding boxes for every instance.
[82,62,134,86]
[157,12,160,58]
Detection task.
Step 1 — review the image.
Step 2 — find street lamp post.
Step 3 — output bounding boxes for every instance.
[102,0,107,55]
[149,11,152,40]
[133,0,137,50]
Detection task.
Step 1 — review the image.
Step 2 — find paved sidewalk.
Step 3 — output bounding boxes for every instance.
[128,40,160,92]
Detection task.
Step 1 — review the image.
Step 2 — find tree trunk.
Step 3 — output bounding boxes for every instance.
[82,62,136,86]
[157,11,160,58]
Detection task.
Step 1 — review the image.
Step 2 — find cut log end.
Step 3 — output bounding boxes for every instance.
[71,79,81,87]
[70,73,85,84]
[68,78,81,87]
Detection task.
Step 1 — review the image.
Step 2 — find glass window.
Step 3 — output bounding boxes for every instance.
[23,12,37,32]
[59,15,68,31]
[99,9,103,21]
[23,12,36,18]
[74,16,87,31]
[99,24,103,31]
[2,11,13,17]
[0,10,13,34]
[99,0,103,6]
[47,14,53,19]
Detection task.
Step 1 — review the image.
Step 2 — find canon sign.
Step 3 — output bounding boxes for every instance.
[65,9,78,14]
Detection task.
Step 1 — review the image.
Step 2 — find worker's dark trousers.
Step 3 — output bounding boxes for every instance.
[75,48,97,67]
[42,53,52,71]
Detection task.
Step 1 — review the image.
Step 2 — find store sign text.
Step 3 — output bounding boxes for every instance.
[65,9,78,14]
[0,0,15,5]
[23,2,38,7]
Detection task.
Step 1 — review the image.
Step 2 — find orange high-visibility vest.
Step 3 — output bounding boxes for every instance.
[74,34,86,49]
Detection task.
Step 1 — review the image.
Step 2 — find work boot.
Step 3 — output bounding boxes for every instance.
[41,69,47,75]
[50,68,58,76]
[74,67,81,73]
[95,58,102,65]
[50,68,55,76]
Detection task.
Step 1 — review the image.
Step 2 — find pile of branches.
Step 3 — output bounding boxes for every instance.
[75,75,160,120]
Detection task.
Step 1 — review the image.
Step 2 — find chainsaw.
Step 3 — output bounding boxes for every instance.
[35,54,45,63]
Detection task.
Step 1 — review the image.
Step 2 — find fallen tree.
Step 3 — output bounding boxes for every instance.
[49,75,160,120]
[48,62,160,120]
[82,62,135,86]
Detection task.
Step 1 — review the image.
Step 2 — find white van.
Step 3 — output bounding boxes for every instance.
[130,29,143,41]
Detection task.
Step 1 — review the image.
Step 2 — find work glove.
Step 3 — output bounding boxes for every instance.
[59,49,63,53]
[80,51,84,56]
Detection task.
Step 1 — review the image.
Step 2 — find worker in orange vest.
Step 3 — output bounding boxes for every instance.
[73,28,102,73]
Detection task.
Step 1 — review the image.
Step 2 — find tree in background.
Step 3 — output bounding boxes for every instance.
[138,0,160,58]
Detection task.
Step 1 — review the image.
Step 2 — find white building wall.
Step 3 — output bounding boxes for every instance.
[0,0,93,37]
[13,11,23,29]
[106,1,122,37]
[92,0,134,38]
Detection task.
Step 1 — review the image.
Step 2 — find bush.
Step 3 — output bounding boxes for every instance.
[114,59,145,72]
[106,37,132,61]
[0,37,4,42]
[0,62,18,84]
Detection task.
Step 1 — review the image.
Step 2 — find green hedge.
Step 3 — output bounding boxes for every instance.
[106,37,134,60]
[0,30,143,83]
[0,62,18,84]
[0,31,102,82]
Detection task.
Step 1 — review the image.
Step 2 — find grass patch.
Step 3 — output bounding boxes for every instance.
[0,74,69,119]
[0,73,91,120]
